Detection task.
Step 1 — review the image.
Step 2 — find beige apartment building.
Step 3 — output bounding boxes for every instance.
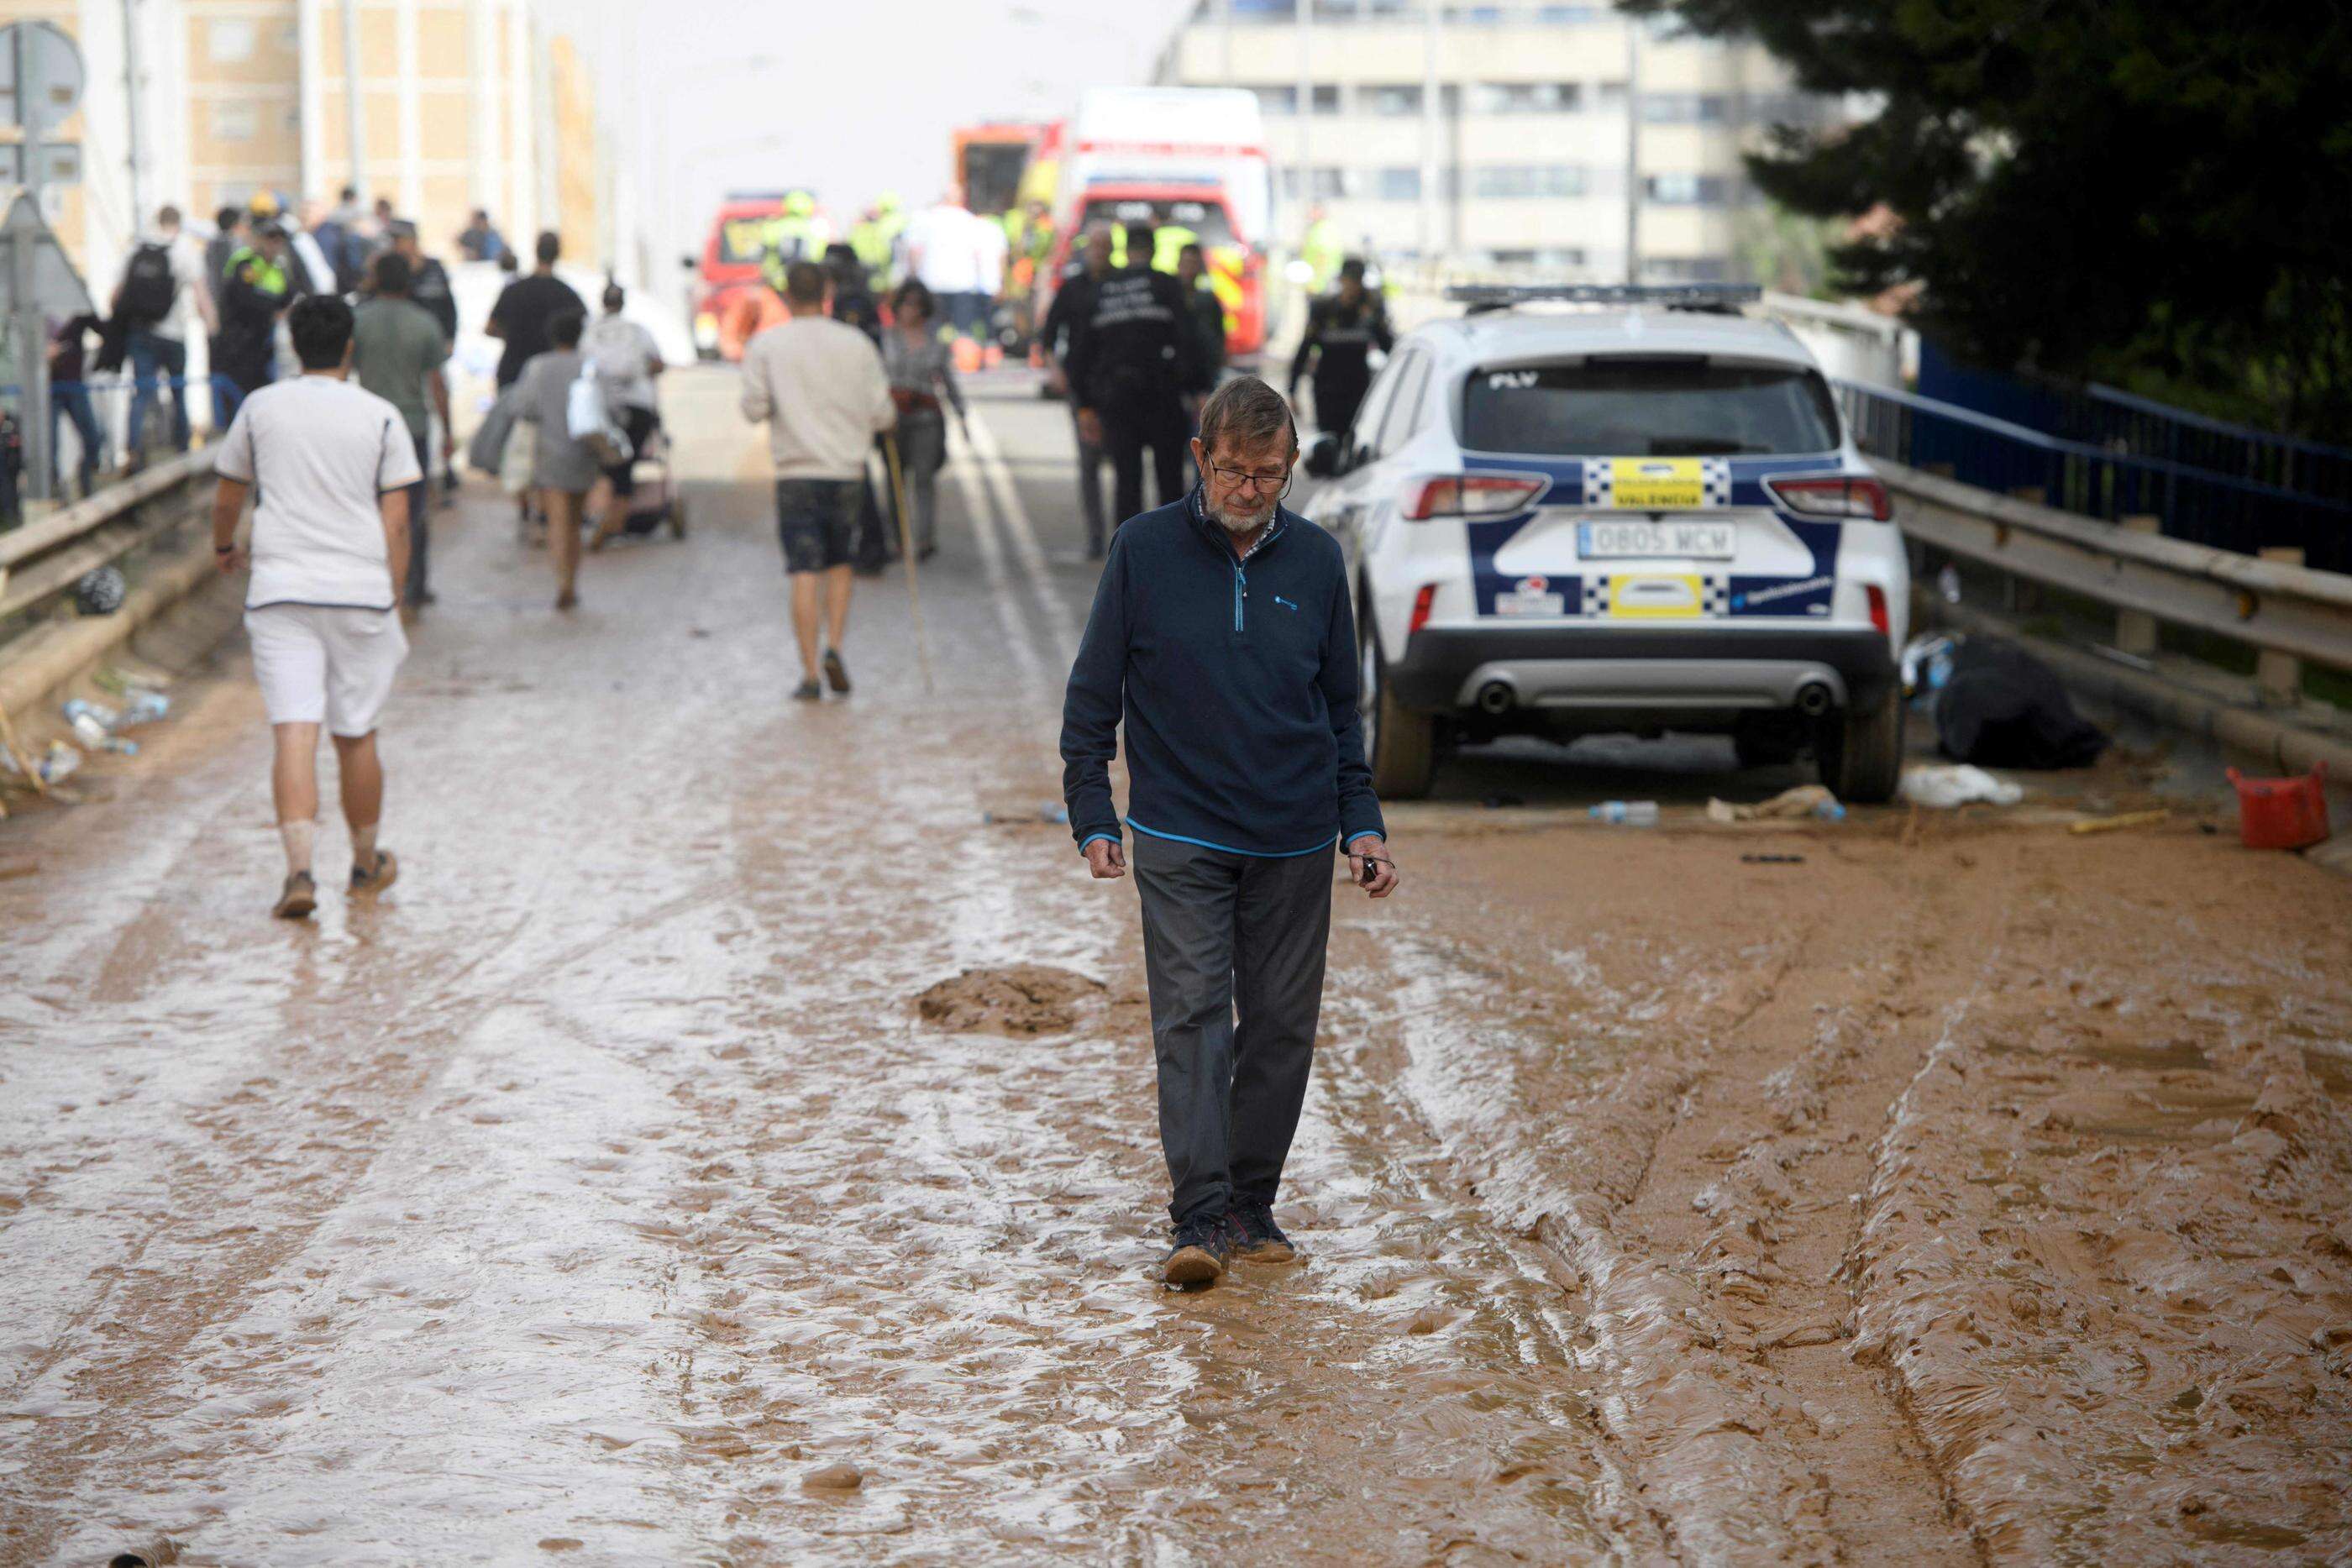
[1155,0,1843,285]
[1,0,598,300]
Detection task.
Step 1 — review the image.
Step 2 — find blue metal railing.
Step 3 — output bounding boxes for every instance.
[1834,379,2352,575]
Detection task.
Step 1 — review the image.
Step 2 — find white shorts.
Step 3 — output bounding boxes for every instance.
[244,604,408,737]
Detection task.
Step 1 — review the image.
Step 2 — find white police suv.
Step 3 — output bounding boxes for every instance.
[1304,285,1907,801]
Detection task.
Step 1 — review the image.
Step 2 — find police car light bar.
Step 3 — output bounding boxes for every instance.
[1444,283,1764,312]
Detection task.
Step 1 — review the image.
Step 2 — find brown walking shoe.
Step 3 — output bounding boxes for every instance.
[272,871,317,920]
[350,849,399,897]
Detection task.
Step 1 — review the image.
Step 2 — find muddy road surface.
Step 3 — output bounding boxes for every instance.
[3,370,2348,1565]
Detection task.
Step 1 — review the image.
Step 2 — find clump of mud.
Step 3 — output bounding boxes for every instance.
[915,966,1105,1036]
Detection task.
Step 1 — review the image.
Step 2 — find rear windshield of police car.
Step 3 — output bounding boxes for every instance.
[1462,357,1840,456]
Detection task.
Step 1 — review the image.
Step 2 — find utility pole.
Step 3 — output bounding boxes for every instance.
[122,0,143,228]
[339,0,367,201]
[1419,2,1440,265]
[1624,14,1642,285]
[1295,0,1311,242]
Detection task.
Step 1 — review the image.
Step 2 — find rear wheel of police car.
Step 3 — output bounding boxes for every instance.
[1815,684,1905,805]
[1359,601,1435,799]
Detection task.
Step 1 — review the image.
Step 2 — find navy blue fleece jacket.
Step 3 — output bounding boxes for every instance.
[1060,488,1387,858]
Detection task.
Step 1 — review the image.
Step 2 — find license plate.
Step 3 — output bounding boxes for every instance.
[1578,519,1735,559]
[1494,590,1566,617]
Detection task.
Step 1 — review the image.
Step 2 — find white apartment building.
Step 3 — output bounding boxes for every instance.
[1153,0,1843,284]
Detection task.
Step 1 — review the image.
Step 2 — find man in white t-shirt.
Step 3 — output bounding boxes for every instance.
[969,214,1010,346]
[908,193,989,340]
[211,295,421,919]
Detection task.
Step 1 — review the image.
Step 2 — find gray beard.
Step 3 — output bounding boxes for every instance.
[1208,499,1275,535]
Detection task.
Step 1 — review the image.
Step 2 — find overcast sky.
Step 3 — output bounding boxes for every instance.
[543,0,1197,264]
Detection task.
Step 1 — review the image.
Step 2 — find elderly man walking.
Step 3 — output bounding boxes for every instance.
[1061,375,1399,1288]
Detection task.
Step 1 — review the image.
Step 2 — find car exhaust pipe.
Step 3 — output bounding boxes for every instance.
[1475,680,1517,716]
[1794,681,1835,718]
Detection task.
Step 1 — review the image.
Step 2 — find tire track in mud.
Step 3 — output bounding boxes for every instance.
[1846,836,2352,1562]
[1334,833,2027,1564]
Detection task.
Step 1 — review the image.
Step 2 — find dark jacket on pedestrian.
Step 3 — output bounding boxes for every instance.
[1288,290,1394,395]
[1041,264,1097,364]
[1062,487,1386,857]
[411,255,459,341]
[1183,283,1226,391]
[1064,266,1203,413]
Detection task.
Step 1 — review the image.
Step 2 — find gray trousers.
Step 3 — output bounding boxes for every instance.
[1132,831,1333,1227]
[897,411,947,553]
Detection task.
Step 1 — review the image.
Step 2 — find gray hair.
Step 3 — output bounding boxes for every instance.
[1197,375,1298,459]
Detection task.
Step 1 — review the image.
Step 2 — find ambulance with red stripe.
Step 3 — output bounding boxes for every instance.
[1040,87,1273,364]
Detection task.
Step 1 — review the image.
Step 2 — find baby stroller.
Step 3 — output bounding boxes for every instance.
[603,411,687,542]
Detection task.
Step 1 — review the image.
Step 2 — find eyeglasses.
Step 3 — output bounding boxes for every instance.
[1207,462,1294,498]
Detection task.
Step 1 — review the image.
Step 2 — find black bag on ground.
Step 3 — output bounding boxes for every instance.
[117,243,177,327]
[1934,637,2109,769]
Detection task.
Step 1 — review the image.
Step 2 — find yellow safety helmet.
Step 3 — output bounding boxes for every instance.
[786,191,816,218]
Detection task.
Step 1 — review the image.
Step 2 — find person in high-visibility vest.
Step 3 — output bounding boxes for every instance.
[872,191,908,286]
[1299,204,1342,294]
[848,206,895,293]
[762,191,832,281]
[217,223,298,402]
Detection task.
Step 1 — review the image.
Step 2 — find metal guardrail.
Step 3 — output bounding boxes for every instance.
[1877,457,2352,679]
[1835,378,2352,575]
[0,447,213,621]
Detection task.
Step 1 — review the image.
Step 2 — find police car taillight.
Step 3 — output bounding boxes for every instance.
[1763,475,1892,522]
[1400,475,1546,521]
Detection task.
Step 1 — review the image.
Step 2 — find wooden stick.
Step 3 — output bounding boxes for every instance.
[881,431,936,695]
[2068,808,2170,836]
[0,697,48,798]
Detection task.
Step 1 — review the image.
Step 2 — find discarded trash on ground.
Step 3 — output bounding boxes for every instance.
[980,803,1070,826]
[1932,637,2108,768]
[0,739,86,786]
[2069,808,2170,836]
[2228,763,2331,850]
[93,664,171,700]
[1589,800,1659,826]
[1706,784,1845,823]
[73,564,128,616]
[1900,763,2024,809]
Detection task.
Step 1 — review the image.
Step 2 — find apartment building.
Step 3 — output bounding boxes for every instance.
[1153,0,1842,284]
[1,0,596,300]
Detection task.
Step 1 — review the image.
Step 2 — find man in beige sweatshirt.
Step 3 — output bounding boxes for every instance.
[740,260,897,699]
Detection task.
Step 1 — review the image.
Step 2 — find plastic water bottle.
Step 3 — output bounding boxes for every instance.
[1589,800,1660,826]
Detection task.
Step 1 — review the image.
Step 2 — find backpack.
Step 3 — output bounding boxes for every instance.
[316,220,370,293]
[117,243,176,327]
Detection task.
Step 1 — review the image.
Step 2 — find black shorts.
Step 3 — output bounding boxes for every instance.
[775,478,862,574]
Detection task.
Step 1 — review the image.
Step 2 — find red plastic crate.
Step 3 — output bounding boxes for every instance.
[2227,763,2331,851]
